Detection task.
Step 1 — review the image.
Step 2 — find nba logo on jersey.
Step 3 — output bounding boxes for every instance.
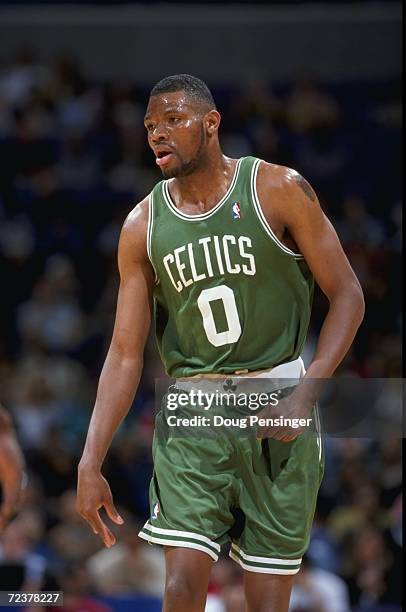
[232,202,241,219]
[152,502,160,520]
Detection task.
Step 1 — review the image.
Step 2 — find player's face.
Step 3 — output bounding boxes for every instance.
[144,91,207,178]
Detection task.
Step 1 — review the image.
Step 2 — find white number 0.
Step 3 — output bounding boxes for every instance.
[197,285,242,347]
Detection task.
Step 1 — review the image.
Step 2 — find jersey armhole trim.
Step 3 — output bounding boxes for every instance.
[147,191,159,284]
[251,158,303,259]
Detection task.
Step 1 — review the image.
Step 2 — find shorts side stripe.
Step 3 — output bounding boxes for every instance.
[229,550,301,575]
[142,522,220,551]
[139,530,219,561]
[231,543,301,565]
[140,528,219,556]
[229,544,302,575]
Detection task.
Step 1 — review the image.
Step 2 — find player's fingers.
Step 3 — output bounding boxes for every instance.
[81,510,115,546]
[93,519,116,547]
[280,434,298,443]
[104,498,124,526]
[79,509,99,534]
[99,523,116,547]
[91,511,116,547]
[276,428,295,441]
[260,425,283,440]
[255,420,274,439]
[279,427,304,442]
[271,431,286,441]
[256,425,277,439]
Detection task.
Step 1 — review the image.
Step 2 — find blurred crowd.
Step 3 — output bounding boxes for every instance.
[0,49,401,611]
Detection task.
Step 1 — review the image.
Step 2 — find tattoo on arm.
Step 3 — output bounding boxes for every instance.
[295,174,316,202]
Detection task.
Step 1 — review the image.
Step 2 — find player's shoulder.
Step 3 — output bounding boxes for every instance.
[257,160,302,190]
[256,159,318,205]
[121,195,150,238]
[119,195,151,257]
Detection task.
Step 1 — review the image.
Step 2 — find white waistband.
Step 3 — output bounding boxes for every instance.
[175,357,305,392]
[246,356,305,379]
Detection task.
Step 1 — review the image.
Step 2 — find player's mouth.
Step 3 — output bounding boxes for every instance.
[155,149,175,167]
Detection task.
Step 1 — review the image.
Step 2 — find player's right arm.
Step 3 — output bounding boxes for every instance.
[76,197,154,547]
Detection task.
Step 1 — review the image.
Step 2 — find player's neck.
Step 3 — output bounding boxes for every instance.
[172,151,237,213]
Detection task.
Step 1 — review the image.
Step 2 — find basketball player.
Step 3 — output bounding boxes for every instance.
[77,75,364,611]
[0,405,24,532]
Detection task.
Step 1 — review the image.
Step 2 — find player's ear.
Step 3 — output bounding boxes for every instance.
[205,110,221,135]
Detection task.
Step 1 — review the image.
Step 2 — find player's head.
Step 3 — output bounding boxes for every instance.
[145,74,221,178]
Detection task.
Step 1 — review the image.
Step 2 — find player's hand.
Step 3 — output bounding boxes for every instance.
[76,464,124,547]
[0,417,25,532]
[255,389,313,442]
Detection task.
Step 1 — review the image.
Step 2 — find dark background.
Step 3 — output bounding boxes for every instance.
[0,2,402,611]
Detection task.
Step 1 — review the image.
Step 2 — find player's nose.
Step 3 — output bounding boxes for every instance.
[150,124,169,143]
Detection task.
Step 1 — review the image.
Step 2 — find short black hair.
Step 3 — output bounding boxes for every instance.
[150,74,217,111]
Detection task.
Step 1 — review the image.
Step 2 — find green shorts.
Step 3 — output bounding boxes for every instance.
[139,398,324,575]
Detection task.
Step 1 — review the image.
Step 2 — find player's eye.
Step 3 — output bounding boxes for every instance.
[145,124,155,132]
[168,116,180,124]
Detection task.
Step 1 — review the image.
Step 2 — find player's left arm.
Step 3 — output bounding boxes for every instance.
[272,167,365,382]
[258,163,365,381]
[256,165,364,439]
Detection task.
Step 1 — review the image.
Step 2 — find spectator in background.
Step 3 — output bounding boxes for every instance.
[52,561,113,612]
[343,526,397,610]
[285,79,340,135]
[307,507,341,574]
[285,79,350,198]
[0,47,45,107]
[9,370,62,451]
[379,439,402,511]
[205,556,245,612]
[16,255,86,354]
[289,555,351,612]
[86,516,165,597]
[327,483,388,543]
[336,195,386,249]
[0,512,47,590]
[219,584,246,612]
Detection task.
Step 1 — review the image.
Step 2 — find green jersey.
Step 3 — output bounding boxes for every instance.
[148,156,314,377]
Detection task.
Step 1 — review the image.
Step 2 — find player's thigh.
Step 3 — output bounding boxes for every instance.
[163,545,213,608]
[244,570,295,612]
